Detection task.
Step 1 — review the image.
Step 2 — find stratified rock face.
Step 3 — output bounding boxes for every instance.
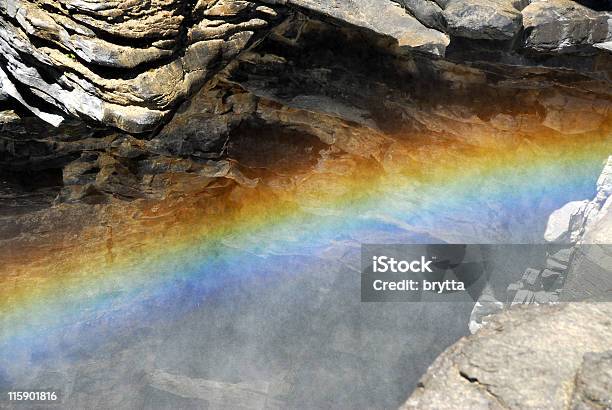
[1,0,611,132]
[0,3,611,408]
[1,3,611,245]
[0,0,282,132]
[403,303,612,410]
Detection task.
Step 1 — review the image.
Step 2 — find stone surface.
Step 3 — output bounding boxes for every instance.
[571,350,612,410]
[545,157,612,246]
[0,0,281,132]
[403,303,612,410]
[394,0,446,31]
[523,0,612,52]
[444,0,523,41]
[544,200,589,243]
[287,0,450,55]
[2,0,612,132]
[468,294,504,333]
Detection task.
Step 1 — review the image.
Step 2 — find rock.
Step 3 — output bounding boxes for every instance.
[571,351,612,410]
[394,0,446,31]
[0,80,8,101]
[581,157,612,244]
[0,66,65,127]
[0,110,19,125]
[544,200,589,243]
[533,290,557,304]
[505,281,523,302]
[561,244,612,302]
[443,0,523,41]
[511,289,535,305]
[287,0,450,56]
[549,248,573,265]
[0,0,280,132]
[468,294,504,333]
[545,157,612,246]
[521,267,541,289]
[146,369,285,409]
[594,40,612,52]
[522,0,612,52]
[2,0,611,133]
[402,303,612,410]
[540,269,561,290]
[545,257,567,273]
[540,92,609,134]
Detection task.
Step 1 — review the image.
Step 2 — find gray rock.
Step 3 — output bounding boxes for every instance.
[561,244,612,302]
[0,80,8,101]
[522,0,612,52]
[433,0,451,8]
[288,0,450,56]
[443,0,523,40]
[533,290,557,304]
[544,200,589,243]
[512,288,535,305]
[146,369,285,409]
[468,294,504,334]
[545,257,568,273]
[402,304,612,410]
[571,351,612,410]
[506,281,523,302]
[540,269,561,290]
[549,248,573,264]
[394,0,446,31]
[594,40,612,52]
[521,267,541,289]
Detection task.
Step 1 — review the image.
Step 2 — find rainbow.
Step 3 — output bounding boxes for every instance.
[0,128,610,377]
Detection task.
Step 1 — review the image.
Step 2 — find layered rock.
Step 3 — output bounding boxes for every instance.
[1,0,611,133]
[0,0,283,132]
[2,2,612,248]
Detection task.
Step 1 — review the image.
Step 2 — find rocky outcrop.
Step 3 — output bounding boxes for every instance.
[0,0,283,132]
[288,0,450,55]
[1,0,611,133]
[523,0,611,52]
[470,157,612,332]
[404,303,612,410]
[544,157,612,245]
[2,3,612,249]
[443,0,525,41]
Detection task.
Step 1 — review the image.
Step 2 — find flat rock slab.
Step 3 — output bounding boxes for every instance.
[287,0,449,55]
[402,303,612,409]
